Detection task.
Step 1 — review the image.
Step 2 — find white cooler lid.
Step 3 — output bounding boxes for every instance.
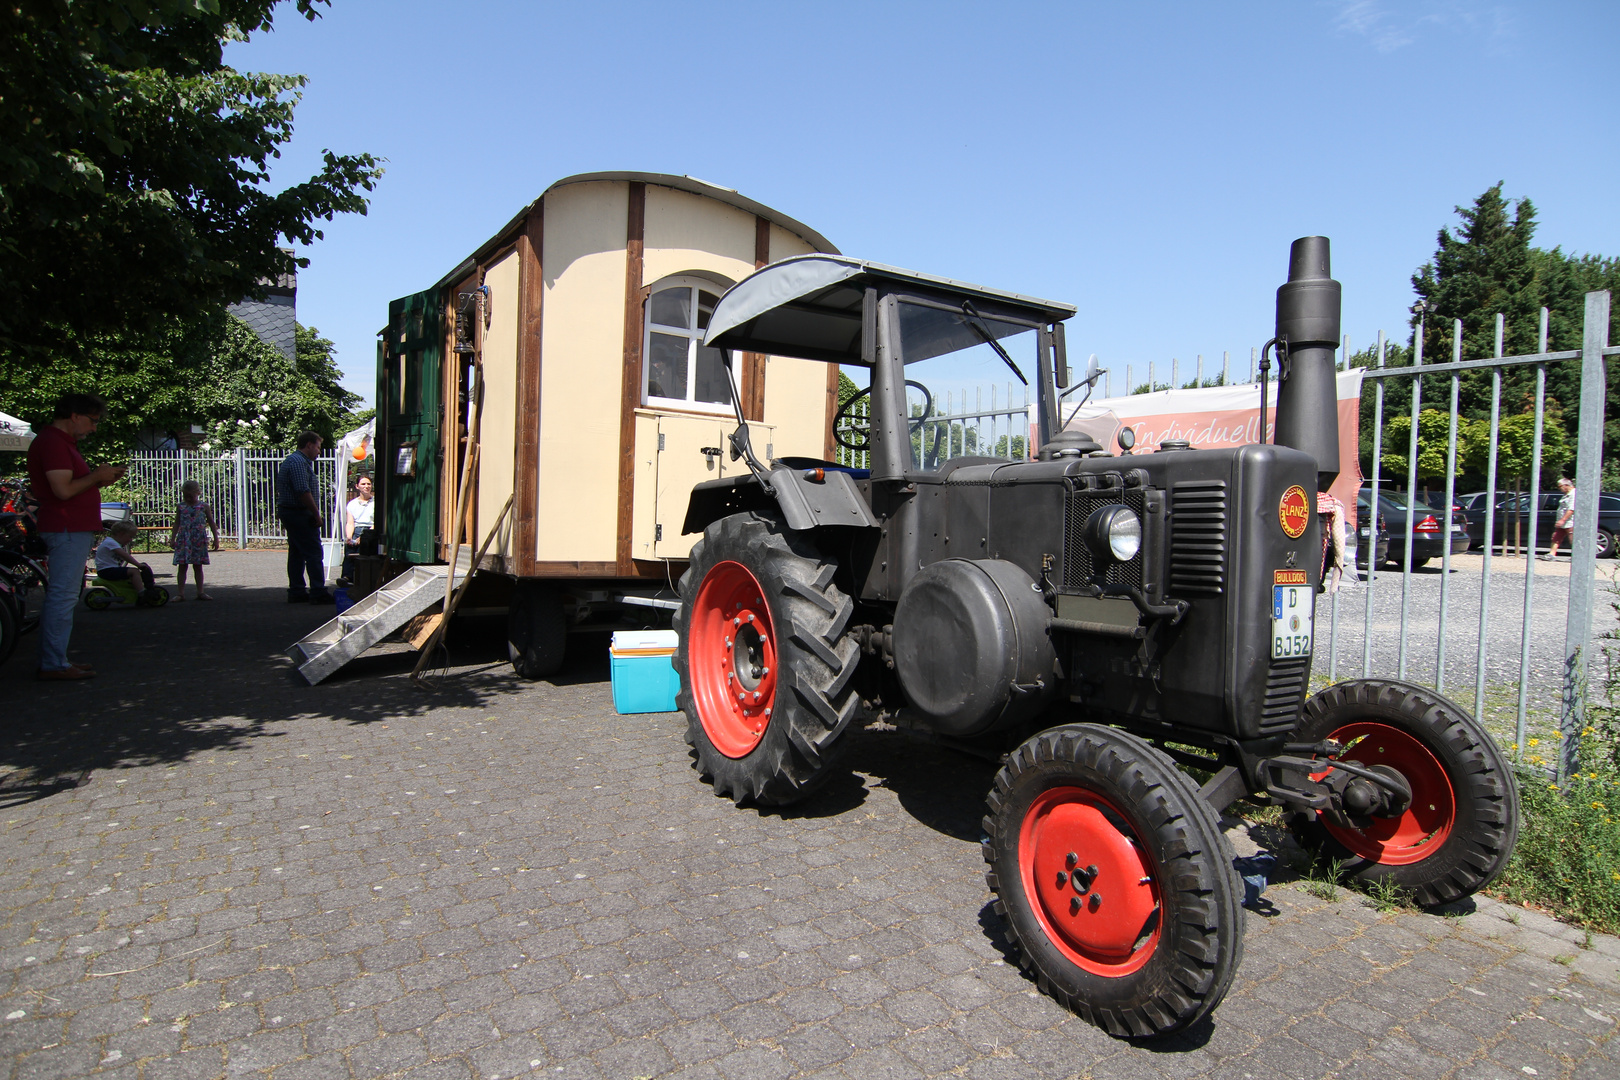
[611,629,678,654]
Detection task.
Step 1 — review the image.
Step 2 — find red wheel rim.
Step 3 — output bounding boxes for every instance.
[1018,786,1161,977]
[689,561,778,759]
[1313,721,1455,865]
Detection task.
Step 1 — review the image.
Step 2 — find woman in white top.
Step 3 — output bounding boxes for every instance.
[344,476,374,542]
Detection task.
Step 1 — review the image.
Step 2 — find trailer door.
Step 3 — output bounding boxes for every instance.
[381,289,442,563]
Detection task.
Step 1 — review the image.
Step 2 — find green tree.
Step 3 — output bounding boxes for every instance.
[0,315,360,461]
[1405,184,1620,479]
[1379,409,1468,487]
[1461,407,1572,489]
[0,0,382,359]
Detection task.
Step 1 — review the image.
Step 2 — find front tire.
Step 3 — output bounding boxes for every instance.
[983,725,1245,1038]
[1286,679,1518,907]
[675,513,859,806]
[1598,529,1614,559]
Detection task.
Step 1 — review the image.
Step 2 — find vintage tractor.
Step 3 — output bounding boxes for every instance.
[673,240,1518,1038]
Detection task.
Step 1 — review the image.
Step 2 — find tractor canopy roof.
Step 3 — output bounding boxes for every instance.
[702,255,1076,366]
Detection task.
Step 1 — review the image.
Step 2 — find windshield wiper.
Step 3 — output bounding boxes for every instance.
[962,301,1027,385]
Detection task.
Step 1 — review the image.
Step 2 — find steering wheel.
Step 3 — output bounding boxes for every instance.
[834,380,934,451]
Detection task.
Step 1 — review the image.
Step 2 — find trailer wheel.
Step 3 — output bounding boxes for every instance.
[1286,678,1519,907]
[675,513,859,806]
[508,581,567,680]
[983,725,1245,1039]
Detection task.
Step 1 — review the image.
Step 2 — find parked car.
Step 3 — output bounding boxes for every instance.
[1352,497,1389,571]
[1359,489,1470,568]
[1408,489,1469,520]
[1462,490,1619,557]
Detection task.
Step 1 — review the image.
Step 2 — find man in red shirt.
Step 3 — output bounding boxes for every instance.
[26,393,127,680]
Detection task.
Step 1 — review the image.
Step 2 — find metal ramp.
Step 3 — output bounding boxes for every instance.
[288,553,470,685]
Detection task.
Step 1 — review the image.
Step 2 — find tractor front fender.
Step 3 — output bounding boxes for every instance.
[682,467,878,535]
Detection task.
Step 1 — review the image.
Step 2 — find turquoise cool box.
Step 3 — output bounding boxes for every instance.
[610,630,680,714]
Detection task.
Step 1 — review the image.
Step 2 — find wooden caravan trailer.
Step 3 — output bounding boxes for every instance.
[374,172,840,677]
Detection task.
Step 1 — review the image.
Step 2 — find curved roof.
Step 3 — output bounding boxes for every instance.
[703,254,1077,365]
[434,172,837,290]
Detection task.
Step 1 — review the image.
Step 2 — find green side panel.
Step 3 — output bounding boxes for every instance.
[379,289,442,564]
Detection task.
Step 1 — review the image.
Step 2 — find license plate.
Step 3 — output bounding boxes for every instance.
[1272,585,1313,659]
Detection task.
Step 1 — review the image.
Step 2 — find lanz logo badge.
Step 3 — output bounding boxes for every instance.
[1278,485,1310,539]
[1274,569,1307,585]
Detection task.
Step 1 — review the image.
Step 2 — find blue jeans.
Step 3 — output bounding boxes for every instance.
[38,531,93,671]
[278,508,327,596]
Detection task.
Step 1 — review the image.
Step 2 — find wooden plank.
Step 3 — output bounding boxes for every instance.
[512,205,544,576]
[438,289,457,561]
[615,182,647,575]
[824,361,840,460]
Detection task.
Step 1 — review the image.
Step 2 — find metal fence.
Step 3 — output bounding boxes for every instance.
[1101,293,1612,779]
[834,383,1032,470]
[121,448,340,546]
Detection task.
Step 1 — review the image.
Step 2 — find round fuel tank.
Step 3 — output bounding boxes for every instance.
[891,559,1057,736]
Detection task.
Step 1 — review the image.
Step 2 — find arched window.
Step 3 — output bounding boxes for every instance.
[643,276,733,412]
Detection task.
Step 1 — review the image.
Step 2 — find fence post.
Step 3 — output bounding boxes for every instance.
[234,447,248,549]
[1561,290,1610,781]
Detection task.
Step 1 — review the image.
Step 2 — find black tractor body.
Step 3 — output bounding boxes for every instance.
[672,241,1518,1038]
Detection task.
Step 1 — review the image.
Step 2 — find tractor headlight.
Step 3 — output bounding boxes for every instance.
[1085,506,1142,562]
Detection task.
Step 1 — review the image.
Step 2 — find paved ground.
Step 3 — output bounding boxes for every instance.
[1,551,1618,1080]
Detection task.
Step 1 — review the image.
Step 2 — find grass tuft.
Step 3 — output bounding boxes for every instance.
[1492,735,1620,934]
[1491,578,1620,935]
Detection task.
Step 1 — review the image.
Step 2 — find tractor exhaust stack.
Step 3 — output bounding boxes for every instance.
[1272,236,1342,491]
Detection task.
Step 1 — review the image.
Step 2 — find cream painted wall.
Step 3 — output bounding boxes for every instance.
[476,250,520,565]
[630,412,659,560]
[762,222,833,457]
[535,182,629,563]
[643,186,755,288]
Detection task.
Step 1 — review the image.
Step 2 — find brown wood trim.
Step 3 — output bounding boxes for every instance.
[512,205,544,576]
[638,402,738,421]
[514,560,682,579]
[825,362,840,459]
[615,182,647,575]
[740,216,772,422]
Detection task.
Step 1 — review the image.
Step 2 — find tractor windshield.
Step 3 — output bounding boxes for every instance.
[896,300,1040,470]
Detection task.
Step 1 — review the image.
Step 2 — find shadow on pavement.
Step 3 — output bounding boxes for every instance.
[0,581,529,783]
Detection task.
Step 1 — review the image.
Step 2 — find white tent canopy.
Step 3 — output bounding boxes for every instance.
[0,411,35,453]
[333,418,375,531]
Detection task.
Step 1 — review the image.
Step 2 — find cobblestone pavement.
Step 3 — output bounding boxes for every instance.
[1,552,1617,1079]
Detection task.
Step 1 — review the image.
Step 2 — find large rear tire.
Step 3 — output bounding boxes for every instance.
[675,513,859,806]
[508,581,567,680]
[1286,678,1518,907]
[983,725,1245,1039]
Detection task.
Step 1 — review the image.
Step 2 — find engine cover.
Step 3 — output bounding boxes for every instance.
[891,559,1057,736]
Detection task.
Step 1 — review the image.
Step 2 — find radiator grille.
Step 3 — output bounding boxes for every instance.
[1170,480,1227,595]
[1063,489,1146,589]
[1260,657,1311,733]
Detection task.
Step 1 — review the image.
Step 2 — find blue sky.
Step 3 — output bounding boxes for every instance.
[226,1,1620,400]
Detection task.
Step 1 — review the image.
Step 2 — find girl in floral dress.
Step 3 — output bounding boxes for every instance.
[169,480,219,600]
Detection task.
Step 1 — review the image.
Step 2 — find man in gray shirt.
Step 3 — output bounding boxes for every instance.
[276,430,334,602]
